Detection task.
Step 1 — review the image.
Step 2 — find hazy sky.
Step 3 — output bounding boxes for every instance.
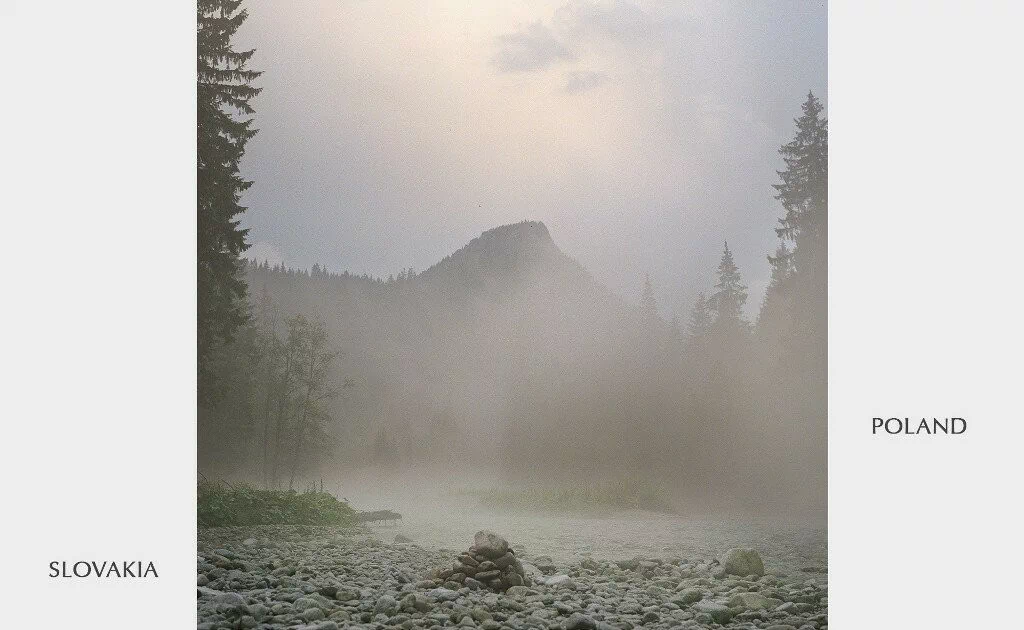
[236,0,826,319]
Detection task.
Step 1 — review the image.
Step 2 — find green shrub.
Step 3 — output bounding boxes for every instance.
[197,481,357,527]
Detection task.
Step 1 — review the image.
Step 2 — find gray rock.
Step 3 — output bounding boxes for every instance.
[334,588,359,601]
[473,531,509,559]
[214,592,246,608]
[493,552,516,569]
[426,588,459,602]
[506,585,536,598]
[692,601,735,625]
[564,613,597,630]
[533,556,557,573]
[302,607,325,622]
[547,574,577,590]
[728,592,773,610]
[394,534,413,543]
[374,595,398,616]
[520,561,543,581]
[721,548,765,577]
[674,589,703,606]
[293,597,327,612]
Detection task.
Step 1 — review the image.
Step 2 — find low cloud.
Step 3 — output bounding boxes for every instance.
[554,0,673,44]
[491,21,574,73]
[564,69,608,93]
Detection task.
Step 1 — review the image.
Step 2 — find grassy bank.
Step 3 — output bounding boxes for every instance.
[198,481,357,528]
[461,478,676,515]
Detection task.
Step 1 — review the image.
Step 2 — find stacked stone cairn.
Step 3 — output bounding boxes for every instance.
[433,530,529,592]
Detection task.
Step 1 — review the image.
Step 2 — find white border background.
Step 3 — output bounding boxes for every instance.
[830,1,1023,627]
[1,1,196,628]
[2,1,1022,628]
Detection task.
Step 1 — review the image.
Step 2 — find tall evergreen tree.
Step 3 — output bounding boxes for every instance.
[709,241,748,332]
[772,91,827,275]
[760,92,827,352]
[198,0,262,392]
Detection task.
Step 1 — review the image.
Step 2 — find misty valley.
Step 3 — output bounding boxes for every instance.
[197,2,828,629]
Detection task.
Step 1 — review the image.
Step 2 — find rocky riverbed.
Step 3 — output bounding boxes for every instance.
[198,526,827,630]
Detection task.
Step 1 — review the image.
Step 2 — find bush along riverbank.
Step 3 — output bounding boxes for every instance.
[198,481,357,528]
[197,527,827,630]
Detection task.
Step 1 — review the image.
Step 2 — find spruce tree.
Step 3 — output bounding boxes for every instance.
[198,0,262,377]
[760,92,827,349]
[772,91,827,275]
[709,241,748,332]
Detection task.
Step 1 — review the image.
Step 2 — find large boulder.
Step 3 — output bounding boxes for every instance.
[721,548,765,577]
[473,531,509,559]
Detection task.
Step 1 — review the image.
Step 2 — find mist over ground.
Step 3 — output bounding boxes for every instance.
[202,215,826,522]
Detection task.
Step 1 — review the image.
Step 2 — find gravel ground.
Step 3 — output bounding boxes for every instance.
[197,525,827,630]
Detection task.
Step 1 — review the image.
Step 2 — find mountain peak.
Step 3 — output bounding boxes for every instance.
[478,220,551,243]
[420,220,578,287]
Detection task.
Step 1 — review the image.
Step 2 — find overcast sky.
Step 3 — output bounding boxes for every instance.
[236,0,826,319]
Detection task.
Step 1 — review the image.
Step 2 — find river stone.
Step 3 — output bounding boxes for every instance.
[506,585,535,598]
[563,613,597,630]
[675,589,703,605]
[214,592,246,608]
[374,595,399,616]
[520,562,543,581]
[546,574,574,588]
[473,531,509,558]
[729,592,773,610]
[692,601,735,624]
[721,548,765,577]
[495,553,516,570]
[533,556,557,573]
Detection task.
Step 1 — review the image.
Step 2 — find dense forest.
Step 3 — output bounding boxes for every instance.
[198,1,827,516]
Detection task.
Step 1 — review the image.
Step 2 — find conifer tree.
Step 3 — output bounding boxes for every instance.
[772,91,827,275]
[198,0,262,382]
[709,241,748,332]
[760,92,827,349]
